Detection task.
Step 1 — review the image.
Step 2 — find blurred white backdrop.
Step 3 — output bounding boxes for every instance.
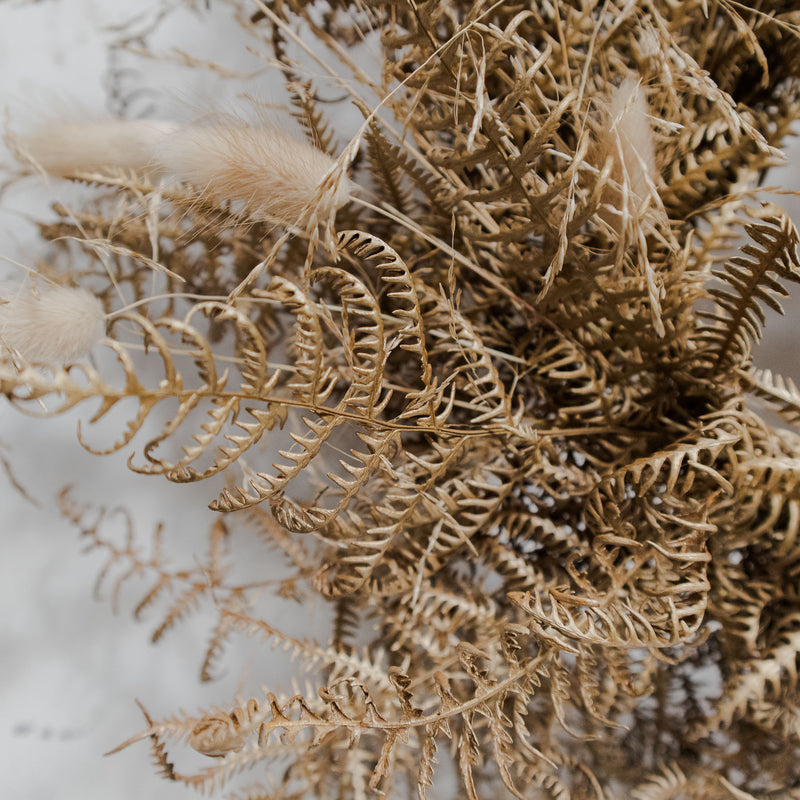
[0,3,290,798]
[1,2,799,799]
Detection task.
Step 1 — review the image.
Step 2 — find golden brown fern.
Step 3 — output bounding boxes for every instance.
[7,0,800,798]
[697,203,800,377]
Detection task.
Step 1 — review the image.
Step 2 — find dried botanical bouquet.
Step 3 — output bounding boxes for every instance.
[3,0,800,797]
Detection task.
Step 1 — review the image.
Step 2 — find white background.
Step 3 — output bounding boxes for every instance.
[0,3,288,798]
[0,2,799,799]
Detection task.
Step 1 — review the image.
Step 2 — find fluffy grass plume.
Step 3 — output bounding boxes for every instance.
[595,75,661,225]
[0,285,105,364]
[157,123,353,226]
[20,119,177,178]
[607,77,658,203]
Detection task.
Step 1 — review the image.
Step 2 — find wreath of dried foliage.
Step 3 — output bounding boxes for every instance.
[5,0,800,797]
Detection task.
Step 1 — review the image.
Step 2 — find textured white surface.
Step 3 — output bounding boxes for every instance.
[0,4,262,799]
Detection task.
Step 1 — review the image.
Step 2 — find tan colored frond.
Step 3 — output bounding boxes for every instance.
[697,203,800,376]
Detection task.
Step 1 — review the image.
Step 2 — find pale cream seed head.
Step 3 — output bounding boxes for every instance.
[19,119,178,178]
[157,123,354,226]
[0,285,106,365]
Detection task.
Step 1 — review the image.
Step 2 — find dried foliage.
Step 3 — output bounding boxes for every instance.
[5,0,800,797]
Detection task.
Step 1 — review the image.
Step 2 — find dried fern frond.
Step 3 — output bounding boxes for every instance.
[7,0,800,797]
[697,202,800,377]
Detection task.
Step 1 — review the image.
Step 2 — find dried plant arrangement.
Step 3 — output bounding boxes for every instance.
[4,0,800,797]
